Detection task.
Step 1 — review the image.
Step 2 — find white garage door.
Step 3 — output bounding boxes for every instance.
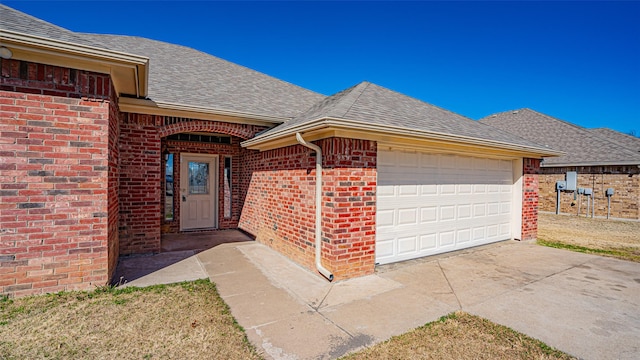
[376,149,515,265]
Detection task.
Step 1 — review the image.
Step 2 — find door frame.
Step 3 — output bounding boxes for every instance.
[179,153,219,231]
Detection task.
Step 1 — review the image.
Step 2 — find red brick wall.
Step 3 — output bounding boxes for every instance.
[107,97,119,277]
[0,59,115,297]
[321,138,377,279]
[118,113,162,254]
[521,158,540,241]
[539,166,640,220]
[239,137,377,281]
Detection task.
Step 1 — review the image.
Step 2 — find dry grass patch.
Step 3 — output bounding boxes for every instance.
[342,312,574,360]
[538,213,640,262]
[0,279,260,360]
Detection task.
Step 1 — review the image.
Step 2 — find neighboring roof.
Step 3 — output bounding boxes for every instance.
[589,128,640,153]
[244,82,560,157]
[479,109,640,166]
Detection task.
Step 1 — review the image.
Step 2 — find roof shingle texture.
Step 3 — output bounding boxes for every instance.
[0,5,106,49]
[1,5,325,120]
[261,82,548,150]
[479,109,640,166]
[79,34,325,119]
[589,128,640,153]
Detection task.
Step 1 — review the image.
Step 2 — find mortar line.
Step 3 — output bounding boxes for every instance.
[438,260,462,310]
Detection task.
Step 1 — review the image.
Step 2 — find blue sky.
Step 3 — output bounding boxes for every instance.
[6,1,640,134]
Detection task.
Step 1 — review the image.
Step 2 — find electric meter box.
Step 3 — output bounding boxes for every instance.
[565,172,577,191]
[584,188,593,196]
[606,188,615,196]
[556,181,567,191]
[577,188,584,195]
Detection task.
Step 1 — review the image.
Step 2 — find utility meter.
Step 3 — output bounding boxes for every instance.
[556,181,567,191]
[606,188,614,197]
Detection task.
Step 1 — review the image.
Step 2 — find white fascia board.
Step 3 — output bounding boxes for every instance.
[241,116,565,157]
[119,97,288,125]
[0,30,149,65]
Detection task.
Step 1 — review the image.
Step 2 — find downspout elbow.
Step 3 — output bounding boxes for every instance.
[295,133,334,282]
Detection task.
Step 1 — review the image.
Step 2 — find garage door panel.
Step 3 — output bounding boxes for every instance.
[376,149,515,265]
[420,207,437,223]
[398,184,419,196]
[457,229,471,243]
[420,234,437,250]
[439,231,455,247]
[377,209,394,227]
[457,204,472,219]
[376,238,395,259]
[397,236,418,255]
[397,208,418,225]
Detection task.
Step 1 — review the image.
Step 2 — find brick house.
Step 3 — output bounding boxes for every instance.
[0,6,559,297]
[480,109,640,220]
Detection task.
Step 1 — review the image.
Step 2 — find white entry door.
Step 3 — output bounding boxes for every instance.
[376,149,515,265]
[180,154,218,230]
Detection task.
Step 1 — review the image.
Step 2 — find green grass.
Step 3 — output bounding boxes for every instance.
[538,239,640,262]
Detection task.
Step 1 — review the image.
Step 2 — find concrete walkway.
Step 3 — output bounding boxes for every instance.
[116,238,640,360]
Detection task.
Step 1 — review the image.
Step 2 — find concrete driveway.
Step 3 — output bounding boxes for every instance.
[117,238,640,359]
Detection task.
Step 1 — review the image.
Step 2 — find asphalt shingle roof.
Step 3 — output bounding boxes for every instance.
[0,5,106,49]
[1,5,325,120]
[259,82,550,150]
[79,34,325,119]
[479,109,640,166]
[589,128,640,153]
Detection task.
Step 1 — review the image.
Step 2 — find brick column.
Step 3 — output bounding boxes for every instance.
[321,138,377,280]
[521,158,540,241]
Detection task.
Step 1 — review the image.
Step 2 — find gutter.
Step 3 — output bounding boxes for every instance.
[542,161,640,167]
[295,133,334,282]
[1,29,149,98]
[243,117,564,158]
[119,97,289,125]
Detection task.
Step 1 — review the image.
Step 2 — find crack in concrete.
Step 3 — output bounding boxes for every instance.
[438,260,462,310]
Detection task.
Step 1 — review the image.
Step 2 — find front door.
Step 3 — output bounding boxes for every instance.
[180,154,218,230]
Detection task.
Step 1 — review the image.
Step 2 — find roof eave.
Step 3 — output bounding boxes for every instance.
[0,29,149,98]
[119,97,288,126]
[542,161,640,167]
[241,117,564,158]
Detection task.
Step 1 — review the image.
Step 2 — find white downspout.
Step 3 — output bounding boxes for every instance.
[296,133,334,281]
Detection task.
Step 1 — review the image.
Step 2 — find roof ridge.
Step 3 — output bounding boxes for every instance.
[366,82,480,123]
[339,81,370,118]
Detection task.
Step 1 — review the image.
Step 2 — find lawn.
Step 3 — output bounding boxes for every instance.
[0,280,260,360]
[1,279,573,360]
[538,212,640,262]
[341,312,573,360]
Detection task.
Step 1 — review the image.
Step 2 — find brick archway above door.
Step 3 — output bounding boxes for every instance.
[158,119,268,140]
